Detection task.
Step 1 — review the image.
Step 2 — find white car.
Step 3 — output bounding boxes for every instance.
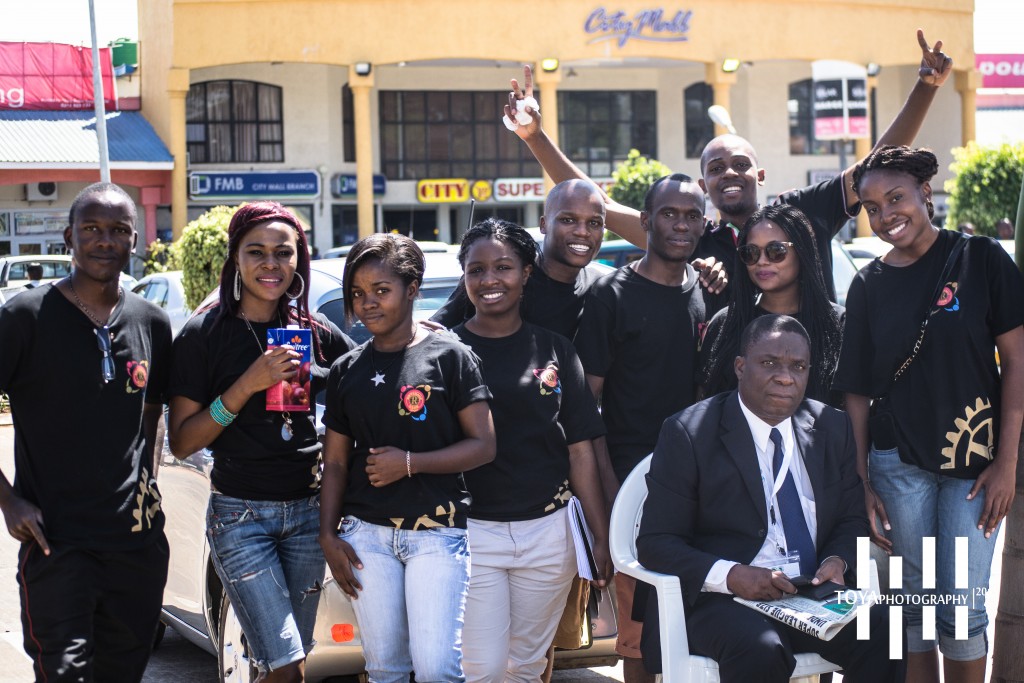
[132,271,191,337]
[0,255,137,301]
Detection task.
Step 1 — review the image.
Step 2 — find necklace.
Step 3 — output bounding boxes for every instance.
[239,310,294,441]
[369,328,417,387]
[67,276,121,327]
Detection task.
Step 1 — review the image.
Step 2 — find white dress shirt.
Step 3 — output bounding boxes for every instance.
[702,396,818,594]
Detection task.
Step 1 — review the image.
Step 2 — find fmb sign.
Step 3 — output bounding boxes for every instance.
[189,170,321,200]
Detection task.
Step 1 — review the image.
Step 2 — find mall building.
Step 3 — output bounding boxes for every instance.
[3,0,980,256]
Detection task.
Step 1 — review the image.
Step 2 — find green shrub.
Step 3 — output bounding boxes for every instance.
[608,149,673,213]
[944,142,1024,237]
[142,239,179,275]
[177,205,240,310]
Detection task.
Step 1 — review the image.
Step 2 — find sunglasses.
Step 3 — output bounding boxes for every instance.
[95,326,115,383]
[737,241,795,266]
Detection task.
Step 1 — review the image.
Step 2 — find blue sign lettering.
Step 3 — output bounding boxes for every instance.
[188,170,321,200]
[584,7,692,47]
[331,174,387,197]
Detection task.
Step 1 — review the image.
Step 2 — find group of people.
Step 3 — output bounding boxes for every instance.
[0,28,1021,683]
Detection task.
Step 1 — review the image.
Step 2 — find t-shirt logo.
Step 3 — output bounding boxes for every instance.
[936,281,960,312]
[126,360,149,393]
[398,384,432,422]
[533,363,561,396]
[940,397,994,470]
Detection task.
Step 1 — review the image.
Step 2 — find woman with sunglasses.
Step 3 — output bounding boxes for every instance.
[698,204,844,404]
[319,234,495,683]
[168,202,355,682]
[834,146,1024,683]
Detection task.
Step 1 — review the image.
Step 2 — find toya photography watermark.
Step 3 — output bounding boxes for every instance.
[835,537,983,659]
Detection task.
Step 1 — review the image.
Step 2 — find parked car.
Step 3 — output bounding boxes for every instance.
[0,254,137,301]
[321,240,451,260]
[846,236,892,270]
[158,250,620,682]
[132,271,190,336]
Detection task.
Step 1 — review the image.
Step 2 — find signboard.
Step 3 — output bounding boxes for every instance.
[0,42,117,111]
[584,8,692,47]
[189,170,321,200]
[417,179,469,203]
[13,211,66,235]
[331,174,386,198]
[470,180,493,202]
[976,54,1024,89]
[494,177,617,203]
[811,61,868,141]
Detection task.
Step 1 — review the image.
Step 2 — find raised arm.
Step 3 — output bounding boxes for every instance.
[841,29,953,207]
[506,66,647,246]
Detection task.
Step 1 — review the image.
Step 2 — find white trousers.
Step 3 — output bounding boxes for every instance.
[463,507,577,683]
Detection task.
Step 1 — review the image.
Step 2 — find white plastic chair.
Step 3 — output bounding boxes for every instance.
[608,453,845,683]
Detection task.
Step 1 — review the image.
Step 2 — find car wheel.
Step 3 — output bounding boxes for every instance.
[217,590,258,682]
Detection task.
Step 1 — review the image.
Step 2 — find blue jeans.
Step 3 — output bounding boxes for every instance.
[207,493,325,671]
[338,516,470,683]
[869,445,999,660]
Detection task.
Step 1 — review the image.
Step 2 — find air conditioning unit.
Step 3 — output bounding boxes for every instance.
[27,182,58,202]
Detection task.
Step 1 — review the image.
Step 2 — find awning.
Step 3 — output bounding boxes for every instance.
[0,110,173,170]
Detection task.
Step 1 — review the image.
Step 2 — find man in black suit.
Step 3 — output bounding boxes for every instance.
[636,315,902,681]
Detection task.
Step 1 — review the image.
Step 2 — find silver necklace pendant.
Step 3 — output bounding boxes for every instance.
[281,412,294,441]
[371,371,386,386]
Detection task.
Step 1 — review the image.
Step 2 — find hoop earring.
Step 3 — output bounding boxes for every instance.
[287,272,305,300]
[233,271,241,301]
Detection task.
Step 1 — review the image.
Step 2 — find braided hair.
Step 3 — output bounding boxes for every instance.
[700,204,842,402]
[457,217,537,270]
[852,146,939,219]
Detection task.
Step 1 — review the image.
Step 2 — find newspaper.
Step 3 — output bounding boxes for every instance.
[734,588,873,641]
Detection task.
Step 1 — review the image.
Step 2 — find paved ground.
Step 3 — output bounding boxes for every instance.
[0,424,622,682]
[0,421,1006,682]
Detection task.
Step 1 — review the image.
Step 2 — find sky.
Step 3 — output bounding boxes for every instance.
[1,0,1022,52]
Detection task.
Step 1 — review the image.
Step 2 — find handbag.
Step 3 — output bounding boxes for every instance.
[868,234,969,451]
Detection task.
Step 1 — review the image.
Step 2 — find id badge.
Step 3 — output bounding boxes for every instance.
[754,550,802,579]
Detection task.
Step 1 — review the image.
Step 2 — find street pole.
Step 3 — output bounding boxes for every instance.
[88,0,111,183]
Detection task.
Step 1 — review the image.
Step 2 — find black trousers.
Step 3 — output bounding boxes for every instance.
[17,532,169,683]
[685,595,905,683]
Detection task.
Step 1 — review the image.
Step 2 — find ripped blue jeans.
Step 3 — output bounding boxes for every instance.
[207,492,325,671]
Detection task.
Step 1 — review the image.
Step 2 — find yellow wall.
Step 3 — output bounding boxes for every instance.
[140,0,976,237]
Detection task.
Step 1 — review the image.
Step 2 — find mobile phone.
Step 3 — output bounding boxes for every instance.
[787,574,814,587]
[798,580,845,601]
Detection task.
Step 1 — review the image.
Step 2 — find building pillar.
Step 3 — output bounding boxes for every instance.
[533,65,562,193]
[168,68,190,240]
[854,136,873,237]
[705,63,738,137]
[349,66,376,239]
[140,186,162,246]
[955,69,982,146]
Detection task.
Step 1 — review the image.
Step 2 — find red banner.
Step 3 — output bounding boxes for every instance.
[0,42,117,111]
[976,54,1024,89]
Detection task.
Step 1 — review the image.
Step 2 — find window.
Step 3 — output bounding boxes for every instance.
[379,91,540,181]
[342,85,355,163]
[558,91,657,176]
[787,79,854,156]
[187,80,284,163]
[684,83,714,159]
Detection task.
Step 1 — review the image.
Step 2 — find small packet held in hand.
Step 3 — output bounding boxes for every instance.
[266,326,312,412]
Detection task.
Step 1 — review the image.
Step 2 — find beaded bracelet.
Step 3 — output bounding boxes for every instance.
[210,395,237,427]
[406,450,412,478]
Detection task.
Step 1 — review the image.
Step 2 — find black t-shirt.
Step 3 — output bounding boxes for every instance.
[454,322,605,522]
[169,308,355,500]
[0,285,172,550]
[833,231,1024,477]
[574,264,707,481]
[698,302,846,405]
[695,175,857,314]
[431,260,606,340]
[323,332,492,529]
